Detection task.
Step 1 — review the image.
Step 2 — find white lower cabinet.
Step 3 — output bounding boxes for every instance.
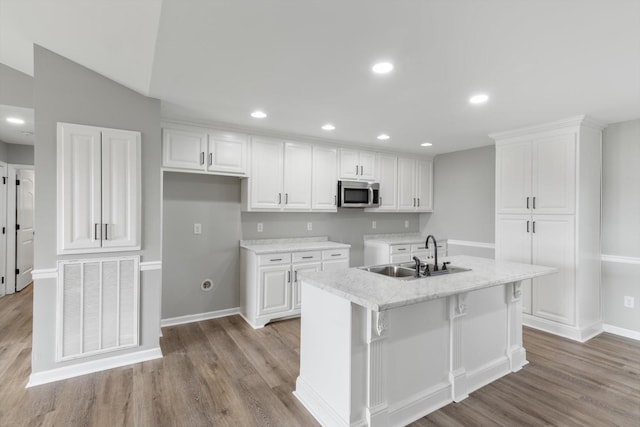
[364,240,444,266]
[242,246,350,328]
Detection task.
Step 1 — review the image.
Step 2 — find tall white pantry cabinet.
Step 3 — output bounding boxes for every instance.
[492,116,604,342]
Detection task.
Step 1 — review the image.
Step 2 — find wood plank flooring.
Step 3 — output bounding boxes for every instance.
[1,287,639,426]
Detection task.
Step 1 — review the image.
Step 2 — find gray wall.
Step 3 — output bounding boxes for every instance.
[32,46,162,373]
[601,119,640,333]
[421,145,496,256]
[162,173,242,319]
[0,141,34,165]
[0,63,33,108]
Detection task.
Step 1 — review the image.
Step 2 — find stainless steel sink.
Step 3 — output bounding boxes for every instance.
[360,262,471,280]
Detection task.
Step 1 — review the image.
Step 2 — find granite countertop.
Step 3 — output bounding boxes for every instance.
[240,236,350,254]
[299,255,556,311]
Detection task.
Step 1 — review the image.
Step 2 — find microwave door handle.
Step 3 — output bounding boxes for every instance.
[368,187,374,206]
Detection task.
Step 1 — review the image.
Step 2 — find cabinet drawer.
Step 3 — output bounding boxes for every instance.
[322,248,349,260]
[411,243,427,252]
[293,251,321,263]
[258,253,291,265]
[390,245,410,254]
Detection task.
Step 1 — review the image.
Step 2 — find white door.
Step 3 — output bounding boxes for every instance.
[358,151,377,180]
[0,163,6,295]
[312,146,337,210]
[258,265,291,316]
[532,134,576,214]
[292,262,321,309]
[495,214,533,314]
[283,142,312,210]
[162,128,207,170]
[376,154,397,210]
[338,149,360,179]
[16,168,34,292]
[495,141,532,214]
[531,215,576,325]
[57,123,102,252]
[101,129,140,250]
[207,131,248,175]
[250,138,284,209]
[397,158,416,211]
[416,159,433,211]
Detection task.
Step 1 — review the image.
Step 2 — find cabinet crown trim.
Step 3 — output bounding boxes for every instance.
[489,115,606,141]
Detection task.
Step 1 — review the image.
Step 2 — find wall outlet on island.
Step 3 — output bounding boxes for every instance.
[257,223,263,233]
[624,296,635,308]
[372,221,376,229]
[307,222,313,231]
[405,220,409,228]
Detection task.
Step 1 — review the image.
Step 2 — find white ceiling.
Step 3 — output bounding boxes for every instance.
[1,0,639,155]
[0,105,34,145]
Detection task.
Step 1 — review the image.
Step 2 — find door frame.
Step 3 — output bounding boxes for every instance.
[0,161,6,296]
[7,164,34,294]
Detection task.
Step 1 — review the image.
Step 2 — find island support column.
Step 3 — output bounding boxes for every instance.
[448,292,469,402]
[506,281,526,371]
[365,310,389,426]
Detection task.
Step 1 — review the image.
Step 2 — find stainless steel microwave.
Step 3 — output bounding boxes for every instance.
[338,180,380,208]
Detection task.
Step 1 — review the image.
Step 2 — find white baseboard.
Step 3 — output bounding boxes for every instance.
[523,315,603,343]
[603,324,640,341]
[466,356,511,395]
[294,375,355,427]
[27,347,163,388]
[387,382,451,427]
[161,307,240,327]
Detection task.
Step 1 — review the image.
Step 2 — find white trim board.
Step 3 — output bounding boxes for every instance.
[140,261,162,271]
[601,254,640,265]
[27,347,162,388]
[30,260,162,280]
[161,307,241,327]
[447,240,496,249]
[603,324,640,341]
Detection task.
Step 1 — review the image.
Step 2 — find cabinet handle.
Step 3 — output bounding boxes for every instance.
[533,197,536,209]
[208,153,213,166]
[94,223,99,240]
[397,248,407,251]
[417,198,420,207]
[285,193,289,204]
[379,196,382,205]
[413,198,416,207]
[526,220,530,233]
[287,271,291,283]
[360,165,363,175]
[355,165,359,175]
[331,253,341,257]
[302,256,313,259]
[270,258,283,262]
[526,196,530,209]
[334,195,337,206]
[278,193,282,204]
[295,271,299,282]
[104,224,108,240]
[200,152,205,165]
[532,221,536,233]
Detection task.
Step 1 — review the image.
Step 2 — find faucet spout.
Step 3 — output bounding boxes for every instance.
[425,235,438,271]
[412,256,421,278]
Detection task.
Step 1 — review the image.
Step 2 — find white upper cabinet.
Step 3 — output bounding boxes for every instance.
[496,133,575,214]
[58,123,140,254]
[249,137,284,209]
[283,142,312,210]
[312,146,338,211]
[371,154,397,211]
[397,158,433,212]
[163,126,248,176]
[338,149,376,181]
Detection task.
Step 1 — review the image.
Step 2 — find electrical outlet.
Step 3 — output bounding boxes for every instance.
[193,223,202,235]
[257,223,263,233]
[624,296,635,308]
[372,221,377,229]
[404,220,409,228]
[307,222,313,231]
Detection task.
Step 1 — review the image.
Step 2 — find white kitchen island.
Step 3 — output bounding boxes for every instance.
[294,255,556,427]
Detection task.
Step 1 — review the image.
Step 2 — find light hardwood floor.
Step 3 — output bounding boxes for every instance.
[1,287,639,426]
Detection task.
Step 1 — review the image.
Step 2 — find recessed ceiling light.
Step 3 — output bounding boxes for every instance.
[469,94,489,104]
[321,124,335,131]
[372,62,394,74]
[421,142,433,147]
[377,134,390,140]
[250,111,267,119]
[6,117,25,125]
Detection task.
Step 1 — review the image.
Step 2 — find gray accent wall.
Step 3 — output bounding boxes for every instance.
[32,46,162,373]
[0,63,33,108]
[0,141,34,165]
[601,119,640,333]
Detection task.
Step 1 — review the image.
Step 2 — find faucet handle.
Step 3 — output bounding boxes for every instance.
[442,261,451,270]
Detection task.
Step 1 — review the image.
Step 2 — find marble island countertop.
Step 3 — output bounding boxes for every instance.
[298,255,556,311]
[240,236,350,254]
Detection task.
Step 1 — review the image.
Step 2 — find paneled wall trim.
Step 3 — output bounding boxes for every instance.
[601,254,640,265]
[32,261,162,279]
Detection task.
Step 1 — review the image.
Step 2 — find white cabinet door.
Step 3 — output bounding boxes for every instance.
[339,149,360,179]
[359,151,376,180]
[293,262,321,309]
[322,258,350,271]
[416,159,433,211]
[532,215,576,325]
[258,265,291,316]
[101,129,141,249]
[532,134,576,214]
[283,142,312,210]
[162,128,207,170]
[57,123,102,252]
[312,146,337,210]
[496,141,532,214]
[496,214,533,314]
[250,138,284,209]
[207,131,248,175]
[397,157,416,211]
[376,154,397,210]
